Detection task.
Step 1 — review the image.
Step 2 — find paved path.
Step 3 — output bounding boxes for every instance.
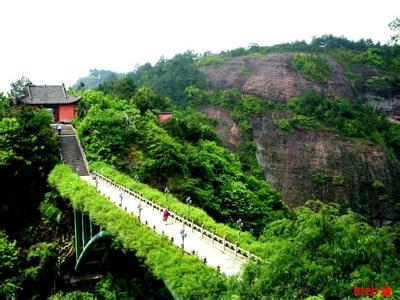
[81,176,245,276]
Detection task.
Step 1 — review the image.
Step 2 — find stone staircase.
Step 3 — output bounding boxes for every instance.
[54,124,89,176]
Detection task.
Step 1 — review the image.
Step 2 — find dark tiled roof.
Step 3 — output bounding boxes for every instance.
[20,84,81,105]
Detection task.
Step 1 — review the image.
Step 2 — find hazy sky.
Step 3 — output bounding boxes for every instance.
[0,0,398,92]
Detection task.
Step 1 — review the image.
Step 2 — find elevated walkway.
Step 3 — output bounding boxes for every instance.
[81,173,258,276]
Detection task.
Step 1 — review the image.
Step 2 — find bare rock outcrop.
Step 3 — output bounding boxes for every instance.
[201,53,355,101]
[201,106,242,150]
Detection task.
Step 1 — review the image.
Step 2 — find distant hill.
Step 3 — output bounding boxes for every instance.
[73,69,124,90]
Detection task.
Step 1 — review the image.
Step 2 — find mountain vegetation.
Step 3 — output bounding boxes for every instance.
[73,88,287,235]
[1,30,400,298]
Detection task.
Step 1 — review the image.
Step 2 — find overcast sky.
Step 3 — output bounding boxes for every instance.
[0,0,398,93]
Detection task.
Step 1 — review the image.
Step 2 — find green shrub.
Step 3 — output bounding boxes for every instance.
[239,65,252,75]
[276,118,293,133]
[311,172,331,184]
[195,55,226,66]
[0,231,21,298]
[332,174,345,186]
[49,291,96,300]
[292,54,331,84]
[287,90,400,153]
[365,76,392,88]
[276,115,320,133]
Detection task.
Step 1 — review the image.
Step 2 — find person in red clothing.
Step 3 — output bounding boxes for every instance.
[162,208,170,223]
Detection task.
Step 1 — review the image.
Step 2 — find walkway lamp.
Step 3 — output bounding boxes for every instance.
[119,191,123,207]
[180,228,187,249]
[185,196,192,219]
[236,218,243,246]
[164,187,169,202]
[137,203,143,221]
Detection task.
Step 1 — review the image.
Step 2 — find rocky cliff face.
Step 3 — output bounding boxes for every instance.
[202,106,400,223]
[201,53,355,101]
[250,112,399,224]
[200,107,242,150]
[199,53,400,223]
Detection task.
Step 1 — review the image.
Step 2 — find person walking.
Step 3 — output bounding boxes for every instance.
[162,208,170,224]
[56,122,62,135]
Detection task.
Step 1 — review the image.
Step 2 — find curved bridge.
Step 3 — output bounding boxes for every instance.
[73,209,113,272]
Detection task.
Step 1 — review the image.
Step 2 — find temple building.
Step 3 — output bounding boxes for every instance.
[20,84,81,123]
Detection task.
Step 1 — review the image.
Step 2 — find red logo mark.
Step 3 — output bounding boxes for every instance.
[353,284,392,297]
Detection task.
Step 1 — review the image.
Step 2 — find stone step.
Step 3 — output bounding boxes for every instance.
[57,129,89,176]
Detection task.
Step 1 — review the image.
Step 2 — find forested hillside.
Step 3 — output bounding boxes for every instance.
[69,35,400,295]
[76,35,400,226]
[1,33,399,298]
[69,74,399,297]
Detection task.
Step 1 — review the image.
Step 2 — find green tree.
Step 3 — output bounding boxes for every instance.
[0,231,21,299]
[0,105,58,235]
[239,201,399,298]
[133,86,171,113]
[111,75,137,99]
[77,108,133,167]
[133,51,207,104]
[0,93,12,118]
[8,76,32,102]
[98,75,136,100]
[389,17,400,45]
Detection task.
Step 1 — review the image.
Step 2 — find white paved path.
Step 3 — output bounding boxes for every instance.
[81,175,246,276]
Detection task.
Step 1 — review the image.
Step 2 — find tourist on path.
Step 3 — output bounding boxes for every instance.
[163,208,170,223]
[56,122,62,135]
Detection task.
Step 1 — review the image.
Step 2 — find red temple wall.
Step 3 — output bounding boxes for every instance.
[58,104,76,123]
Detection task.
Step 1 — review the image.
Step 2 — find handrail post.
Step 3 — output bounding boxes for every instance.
[201,225,204,239]
[211,230,215,244]
[223,235,226,251]
[191,219,194,233]
[235,242,238,257]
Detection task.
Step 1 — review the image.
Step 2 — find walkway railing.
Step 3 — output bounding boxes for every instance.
[92,171,263,262]
[71,126,90,174]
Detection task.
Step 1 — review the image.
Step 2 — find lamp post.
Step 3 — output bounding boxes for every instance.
[137,203,143,221]
[164,187,169,203]
[180,228,187,249]
[185,196,192,220]
[236,218,243,246]
[119,191,123,207]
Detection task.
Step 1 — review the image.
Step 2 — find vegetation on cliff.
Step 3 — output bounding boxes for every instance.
[73,88,288,236]
[292,54,331,84]
[287,90,400,156]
